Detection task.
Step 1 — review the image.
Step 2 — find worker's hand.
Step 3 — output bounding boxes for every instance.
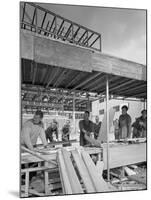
[82,128,87,134]
[90,132,94,138]
[92,139,101,147]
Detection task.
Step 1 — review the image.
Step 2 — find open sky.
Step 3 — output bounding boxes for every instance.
[37,3,146,65]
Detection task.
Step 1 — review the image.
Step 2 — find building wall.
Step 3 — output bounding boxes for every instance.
[92,99,145,124]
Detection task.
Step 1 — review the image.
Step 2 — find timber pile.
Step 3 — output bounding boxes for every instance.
[57,148,115,194]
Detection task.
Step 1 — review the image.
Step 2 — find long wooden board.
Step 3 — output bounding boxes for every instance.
[71,150,95,193]
[103,143,146,170]
[21,30,146,81]
[81,150,110,192]
[57,149,72,194]
[98,107,115,142]
[62,149,83,194]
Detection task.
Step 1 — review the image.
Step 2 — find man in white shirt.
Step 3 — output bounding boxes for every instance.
[21,110,48,151]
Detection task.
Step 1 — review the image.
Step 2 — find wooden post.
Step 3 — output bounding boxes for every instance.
[25,171,29,197]
[144,98,146,109]
[106,75,110,181]
[44,161,50,195]
[100,35,102,52]
[73,93,76,134]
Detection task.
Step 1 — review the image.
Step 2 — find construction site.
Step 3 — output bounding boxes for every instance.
[20,2,147,197]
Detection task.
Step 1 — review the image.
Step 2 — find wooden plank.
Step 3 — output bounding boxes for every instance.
[21,186,45,197]
[25,171,29,197]
[92,52,146,81]
[21,146,57,166]
[48,183,62,190]
[81,150,110,192]
[34,34,92,72]
[127,175,146,185]
[57,149,73,194]
[44,162,50,195]
[21,30,146,81]
[124,167,136,176]
[21,146,102,164]
[21,166,58,173]
[98,107,115,142]
[71,150,95,193]
[62,149,84,194]
[103,143,146,170]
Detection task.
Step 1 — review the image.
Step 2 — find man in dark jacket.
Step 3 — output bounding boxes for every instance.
[45,119,59,143]
[132,109,147,138]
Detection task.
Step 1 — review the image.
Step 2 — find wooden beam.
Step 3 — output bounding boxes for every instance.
[102,143,146,170]
[62,149,83,194]
[89,35,100,47]
[31,8,36,31]
[21,2,26,23]
[106,75,110,181]
[127,175,146,185]
[39,12,47,34]
[65,72,84,88]
[72,27,80,40]
[64,24,72,39]
[46,67,61,88]
[81,150,110,192]
[53,69,68,87]
[57,149,73,194]
[114,83,145,94]
[83,74,106,90]
[71,72,102,91]
[57,20,64,35]
[44,162,50,195]
[21,30,146,81]
[109,79,135,93]
[83,33,94,45]
[78,30,87,43]
[47,16,56,36]
[21,166,57,173]
[71,150,95,193]
[25,171,29,197]
[21,146,57,166]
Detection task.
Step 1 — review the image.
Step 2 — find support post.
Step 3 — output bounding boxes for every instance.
[73,93,76,134]
[144,98,146,110]
[44,161,50,195]
[106,75,110,181]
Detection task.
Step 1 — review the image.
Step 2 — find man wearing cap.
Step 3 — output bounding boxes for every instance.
[21,110,48,151]
[132,109,147,138]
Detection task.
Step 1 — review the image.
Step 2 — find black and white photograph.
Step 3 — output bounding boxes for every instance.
[20,1,147,198]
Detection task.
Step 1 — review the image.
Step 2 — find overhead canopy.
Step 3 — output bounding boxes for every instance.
[21,28,147,101]
[22,59,146,99]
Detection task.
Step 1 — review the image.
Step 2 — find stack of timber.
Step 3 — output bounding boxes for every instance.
[57,148,115,194]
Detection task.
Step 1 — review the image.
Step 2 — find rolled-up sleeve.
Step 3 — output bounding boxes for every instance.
[39,128,48,146]
[21,127,34,150]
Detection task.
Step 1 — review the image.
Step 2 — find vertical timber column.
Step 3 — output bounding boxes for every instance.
[106,75,110,181]
[73,93,76,135]
[25,171,29,197]
[44,161,50,195]
[144,98,147,110]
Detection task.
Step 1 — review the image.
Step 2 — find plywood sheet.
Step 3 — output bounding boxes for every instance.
[103,143,146,170]
[98,107,115,142]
